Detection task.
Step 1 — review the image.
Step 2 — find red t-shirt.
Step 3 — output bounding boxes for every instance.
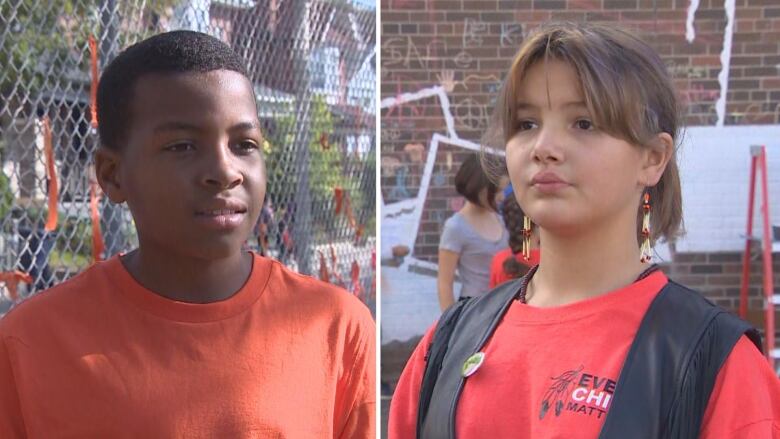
[389,271,780,438]
[489,248,541,288]
[0,253,375,438]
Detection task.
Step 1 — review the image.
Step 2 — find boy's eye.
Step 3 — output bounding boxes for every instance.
[516,120,537,131]
[164,141,195,152]
[575,119,594,130]
[235,140,260,152]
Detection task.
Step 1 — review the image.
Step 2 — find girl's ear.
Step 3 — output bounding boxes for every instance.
[639,133,674,187]
[94,147,127,204]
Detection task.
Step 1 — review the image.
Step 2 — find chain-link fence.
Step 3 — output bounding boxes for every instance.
[0,0,377,315]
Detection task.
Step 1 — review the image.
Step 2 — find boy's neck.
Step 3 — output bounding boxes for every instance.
[527,216,648,308]
[120,248,253,304]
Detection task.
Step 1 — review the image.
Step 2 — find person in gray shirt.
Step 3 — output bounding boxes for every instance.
[438,153,508,311]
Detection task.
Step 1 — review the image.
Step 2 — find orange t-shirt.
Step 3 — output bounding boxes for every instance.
[488,248,540,289]
[0,253,375,438]
[389,271,780,438]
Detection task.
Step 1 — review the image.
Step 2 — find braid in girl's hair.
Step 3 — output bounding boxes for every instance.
[501,195,531,279]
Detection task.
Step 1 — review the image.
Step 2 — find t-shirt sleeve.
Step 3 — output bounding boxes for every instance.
[439,216,464,254]
[335,306,376,439]
[699,335,780,439]
[388,325,436,439]
[0,331,26,438]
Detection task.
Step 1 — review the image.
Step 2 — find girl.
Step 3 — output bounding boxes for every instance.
[488,186,540,288]
[437,153,507,311]
[389,22,779,438]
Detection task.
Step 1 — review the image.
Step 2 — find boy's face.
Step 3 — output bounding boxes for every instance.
[505,60,648,237]
[100,69,265,260]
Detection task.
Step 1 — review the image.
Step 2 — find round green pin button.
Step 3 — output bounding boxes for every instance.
[461,352,485,377]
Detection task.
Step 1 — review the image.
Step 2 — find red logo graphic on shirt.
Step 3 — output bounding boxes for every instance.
[540,366,617,421]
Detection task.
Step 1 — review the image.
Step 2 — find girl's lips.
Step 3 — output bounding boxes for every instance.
[531,171,570,194]
[532,181,570,194]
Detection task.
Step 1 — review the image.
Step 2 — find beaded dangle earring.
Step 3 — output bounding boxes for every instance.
[522,216,532,261]
[640,192,652,263]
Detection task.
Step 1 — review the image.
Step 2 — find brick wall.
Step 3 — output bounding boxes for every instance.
[380,0,780,329]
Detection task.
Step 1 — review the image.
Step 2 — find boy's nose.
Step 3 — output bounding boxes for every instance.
[202,146,244,190]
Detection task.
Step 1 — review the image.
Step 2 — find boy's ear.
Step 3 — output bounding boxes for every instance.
[639,132,674,187]
[94,146,126,204]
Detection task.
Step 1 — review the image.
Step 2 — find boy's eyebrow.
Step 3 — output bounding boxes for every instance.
[228,121,261,132]
[153,121,261,133]
[153,121,201,133]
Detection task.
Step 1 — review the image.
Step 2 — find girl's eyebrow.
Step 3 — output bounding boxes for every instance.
[515,101,587,110]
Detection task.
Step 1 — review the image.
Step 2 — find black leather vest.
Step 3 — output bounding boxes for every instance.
[417,275,762,439]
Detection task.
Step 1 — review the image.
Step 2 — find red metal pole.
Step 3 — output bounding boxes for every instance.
[739,154,758,319]
[758,147,775,368]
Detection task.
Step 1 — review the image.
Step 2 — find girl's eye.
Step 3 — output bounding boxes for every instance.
[164,141,195,152]
[575,119,594,130]
[516,120,537,131]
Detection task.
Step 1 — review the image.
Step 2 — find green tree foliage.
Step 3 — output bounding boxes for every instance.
[0,0,176,105]
[265,94,374,240]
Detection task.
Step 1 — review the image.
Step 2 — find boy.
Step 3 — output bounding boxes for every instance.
[0,30,375,438]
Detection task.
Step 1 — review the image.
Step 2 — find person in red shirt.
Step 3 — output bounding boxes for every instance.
[389,22,779,438]
[489,187,540,289]
[0,31,374,438]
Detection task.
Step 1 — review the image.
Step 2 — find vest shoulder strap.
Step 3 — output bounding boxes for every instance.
[419,277,524,439]
[598,280,761,439]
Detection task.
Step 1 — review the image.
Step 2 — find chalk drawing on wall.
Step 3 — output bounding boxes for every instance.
[380,83,505,272]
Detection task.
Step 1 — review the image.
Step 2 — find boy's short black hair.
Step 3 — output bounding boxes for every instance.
[454,153,498,211]
[96,30,250,150]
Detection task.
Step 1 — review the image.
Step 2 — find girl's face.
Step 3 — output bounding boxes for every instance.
[505,60,646,236]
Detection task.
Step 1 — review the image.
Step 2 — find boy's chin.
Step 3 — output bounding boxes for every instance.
[163,238,250,261]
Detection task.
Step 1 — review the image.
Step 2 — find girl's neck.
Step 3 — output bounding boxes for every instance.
[460,200,490,216]
[527,217,649,307]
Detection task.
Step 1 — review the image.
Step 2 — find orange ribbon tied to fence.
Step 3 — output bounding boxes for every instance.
[333,187,363,242]
[370,250,376,301]
[41,117,58,232]
[318,250,329,282]
[350,260,363,300]
[334,187,344,215]
[90,180,104,262]
[329,245,345,286]
[89,34,99,129]
[0,271,33,302]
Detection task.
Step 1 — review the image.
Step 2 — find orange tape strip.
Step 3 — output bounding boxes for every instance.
[89,35,99,129]
[90,181,104,262]
[351,260,363,299]
[318,251,329,282]
[329,245,344,286]
[41,117,58,232]
[0,271,33,301]
[334,187,343,215]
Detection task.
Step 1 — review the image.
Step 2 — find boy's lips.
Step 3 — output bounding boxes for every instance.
[194,199,248,230]
[195,199,248,215]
